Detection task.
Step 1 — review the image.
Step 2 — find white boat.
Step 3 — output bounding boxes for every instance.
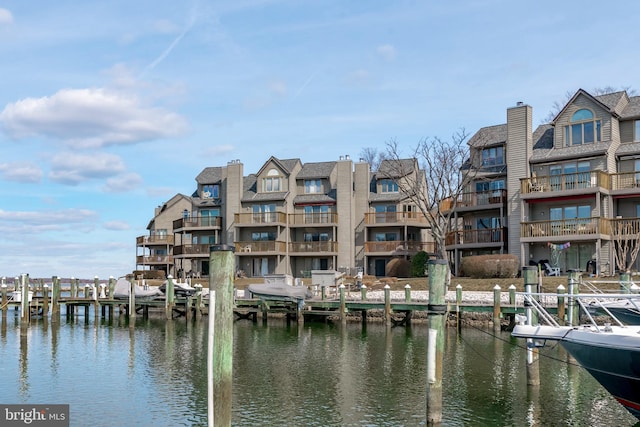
[512,292,640,420]
[112,278,164,300]
[246,274,313,303]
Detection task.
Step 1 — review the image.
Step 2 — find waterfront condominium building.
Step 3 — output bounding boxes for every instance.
[136,156,434,278]
[448,88,640,276]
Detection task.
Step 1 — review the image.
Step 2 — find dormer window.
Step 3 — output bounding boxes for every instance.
[262,168,282,192]
[202,184,219,199]
[481,146,504,166]
[305,179,322,194]
[380,179,398,193]
[564,109,601,146]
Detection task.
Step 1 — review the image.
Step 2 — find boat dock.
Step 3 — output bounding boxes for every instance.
[1,275,544,329]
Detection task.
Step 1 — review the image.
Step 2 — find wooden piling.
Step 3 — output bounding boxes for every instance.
[52,277,60,318]
[339,284,346,324]
[165,276,175,319]
[128,279,136,319]
[557,285,566,325]
[360,284,367,301]
[522,266,539,386]
[455,284,462,332]
[404,284,411,302]
[493,285,501,334]
[426,259,447,424]
[567,270,580,326]
[42,285,49,316]
[209,244,235,427]
[194,285,203,320]
[20,274,29,323]
[1,281,7,318]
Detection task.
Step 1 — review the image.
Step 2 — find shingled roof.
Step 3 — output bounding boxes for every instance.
[468,124,507,148]
[296,161,336,179]
[196,167,223,184]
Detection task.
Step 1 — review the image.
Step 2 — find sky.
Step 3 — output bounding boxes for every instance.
[2,0,640,280]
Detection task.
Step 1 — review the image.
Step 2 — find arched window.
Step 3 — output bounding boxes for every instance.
[565,108,601,146]
[262,168,282,192]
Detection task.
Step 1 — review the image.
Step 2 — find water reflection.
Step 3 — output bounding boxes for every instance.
[0,315,636,426]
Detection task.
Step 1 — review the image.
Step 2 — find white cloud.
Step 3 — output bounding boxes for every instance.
[0,162,43,183]
[0,88,188,148]
[0,8,13,25]
[377,44,396,61]
[103,220,130,231]
[0,208,97,228]
[204,144,235,157]
[103,172,143,193]
[48,152,125,185]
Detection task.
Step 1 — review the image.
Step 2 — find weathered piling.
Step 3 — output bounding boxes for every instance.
[339,284,346,324]
[165,276,175,319]
[1,280,7,318]
[360,284,367,301]
[128,278,136,319]
[42,284,49,316]
[619,272,631,293]
[426,259,447,424]
[567,270,580,326]
[493,285,501,334]
[52,277,60,318]
[404,284,411,302]
[557,285,566,324]
[384,285,391,325]
[455,284,462,332]
[522,265,540,386]
[20,274,29,323]
[209,244,235,427]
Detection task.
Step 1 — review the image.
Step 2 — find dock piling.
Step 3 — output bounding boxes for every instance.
[426,259,448,424]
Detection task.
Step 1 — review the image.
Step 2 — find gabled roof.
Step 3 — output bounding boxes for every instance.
[551,88,621,123]
[296,161,336,179]
[594,91,628,114]
[255,156,301,177]
[620,96,640,119]
[468,124,507,148]
[196,167,223,184]
[293,190,337,205]
[377,158,415,179]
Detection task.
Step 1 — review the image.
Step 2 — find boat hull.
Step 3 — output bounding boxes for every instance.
[513,324,640,420]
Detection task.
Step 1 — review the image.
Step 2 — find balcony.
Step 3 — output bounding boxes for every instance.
[173,244,214,256]
[234,212,287,227]
[234,241,287,254]
[364,212,429,226]
[520,171,609,196]
[136,235,174,246]
[136,255,173,265]
[364,241,435,254]
[442,190,506,213]
[520,217,609,240]
[610,172,640,196]
[609,217,640,237]
[445,228,506,246]
[173,216,222,232]
[289,241,338,253]
[288,212,338,226]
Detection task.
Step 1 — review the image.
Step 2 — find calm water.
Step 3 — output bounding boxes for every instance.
[0,312,636,427]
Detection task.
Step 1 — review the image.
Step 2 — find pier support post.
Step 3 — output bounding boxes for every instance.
[404,284,411,302]
[557,285,566,325]
[360,284,367,301]
[165,276,175,319]
[194,284,203,320]
[42,284,49,316]
[20,274,29,323]
[128,279,136,320]
[619,271,631,293]
[493,285,501,334]
[1,278,7,318]
[455,284,462,332]
[522,266,540,386]
[567,270,580,326]
[384,285,391,326]
[52,277,60,318]
[339,284,346,324]
[426,259,448,425]
[209,244,235,427]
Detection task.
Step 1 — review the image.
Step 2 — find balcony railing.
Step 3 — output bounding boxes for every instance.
[609,217,640,236]
[234,241,287,253]
[442,189,506,211]
[364,241,435,253]
[445,228,506,245]
[234,212,287,226]
[136,235,174,245]
[611,171,640,191]
[136,255,173,264]
[288,213,338,225]
[521,171,609,194]
[173,216,222,230]
[288,241,338,253]
[173,244,213,256]
[520,217,608,238]
[364,212,428,225]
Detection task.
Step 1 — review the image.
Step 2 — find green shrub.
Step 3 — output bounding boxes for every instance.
[411,251,430,277]
[459,254,519,279]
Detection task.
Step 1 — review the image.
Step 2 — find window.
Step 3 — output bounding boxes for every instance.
[305,179,322,193]
[481,146,504,166]
[475,179,505,192]
[564,109,601,146]
[374,232,397,241]
[251,232,276,241]
[303,232,329,241]
[252,204,276,223]
[380,179,398,193]
[635,121,640,142]
[304,205,330,223]
[375,205,396,222]
[262,168,282,192]
[202,184,219,199]
[182,209,190,219]
[550,205,591,234]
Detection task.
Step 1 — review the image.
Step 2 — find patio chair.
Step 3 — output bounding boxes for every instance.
[543,262,560,276]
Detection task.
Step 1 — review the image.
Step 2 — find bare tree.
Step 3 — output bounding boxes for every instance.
[359,147,386,171]
[384,129,475,264]
[612,219,640,273]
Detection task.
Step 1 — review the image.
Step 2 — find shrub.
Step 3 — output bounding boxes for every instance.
[459,254,519,279]
[385,258,411,278]
[411,251,430,277]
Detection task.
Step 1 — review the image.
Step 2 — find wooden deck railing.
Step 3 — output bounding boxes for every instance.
[520,171,609,194]
[445,228,506,245]
[136,235,174,245]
